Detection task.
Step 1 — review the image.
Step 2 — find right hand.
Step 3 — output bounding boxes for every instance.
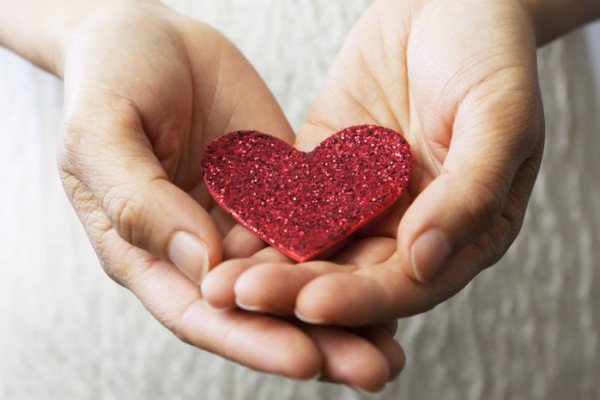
[56,0,403,391]
[201,0,544,327]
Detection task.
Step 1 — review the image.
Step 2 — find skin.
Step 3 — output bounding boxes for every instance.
[203,0,546,327]
[3,0,405,392]
[203,0,597,326]
[1,0,598,394]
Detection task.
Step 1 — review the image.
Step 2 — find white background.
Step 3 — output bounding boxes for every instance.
[1,1,599,399]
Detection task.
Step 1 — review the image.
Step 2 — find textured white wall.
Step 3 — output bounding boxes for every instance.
[0,1,598,399]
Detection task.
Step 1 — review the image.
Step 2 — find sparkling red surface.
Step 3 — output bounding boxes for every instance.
[201,125,413,262]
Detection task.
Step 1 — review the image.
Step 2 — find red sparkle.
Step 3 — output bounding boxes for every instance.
[201,125,413,262]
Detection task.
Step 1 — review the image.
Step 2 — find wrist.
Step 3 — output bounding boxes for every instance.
[0,0,166,77]
[521,0,600,46]
[0,0,104,75]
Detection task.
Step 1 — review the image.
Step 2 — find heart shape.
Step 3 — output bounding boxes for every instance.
[201,125,413,262]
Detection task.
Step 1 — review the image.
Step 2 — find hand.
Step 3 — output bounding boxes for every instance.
[202,0,545,326]
[56,1,403,391]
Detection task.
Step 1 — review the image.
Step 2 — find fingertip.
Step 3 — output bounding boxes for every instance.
[296,273,383,326]
[200,271,232,309]
[247,320,323,380]
[234,262,305,315]
[291,351,324,382]
[357,327,406,381]
[201,259,257,309]
[223,224,265,259]
[265,331,323,381]
[389,345,406,381]
[233,264,270,311]
[305,326,390,392]
[354,355,390,393]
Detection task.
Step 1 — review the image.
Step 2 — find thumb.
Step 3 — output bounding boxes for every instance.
[58,101,222,284]
[398,79,540,282]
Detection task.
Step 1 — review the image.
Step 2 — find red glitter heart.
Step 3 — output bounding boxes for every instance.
[201,125,413,262]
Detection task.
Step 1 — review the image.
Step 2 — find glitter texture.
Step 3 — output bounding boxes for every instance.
[201,125,413,262]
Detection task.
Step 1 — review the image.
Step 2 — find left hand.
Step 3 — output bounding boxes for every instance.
[201,0,545,326]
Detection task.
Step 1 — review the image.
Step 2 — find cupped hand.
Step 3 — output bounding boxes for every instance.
[57,1,403,391]
[202,0,545,326]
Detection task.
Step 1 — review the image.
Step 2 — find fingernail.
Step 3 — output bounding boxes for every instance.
[410,228,451,282]
[351,385,383,395]
[308,371,322,381]
[294,309,324,325]
[235,299,264,312]
[168,231,209,284]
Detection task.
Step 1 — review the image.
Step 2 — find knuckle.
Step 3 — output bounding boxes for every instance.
[96,229,155,289]
[473,221,515,270]
[473,236,504,269]
[504,211,525,243]
[58,166,84,202]
[94,226,131,286]
[104,187,147,245]
[464,174,505,233]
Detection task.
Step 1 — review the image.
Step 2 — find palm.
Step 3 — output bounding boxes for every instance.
[205,0,543,326]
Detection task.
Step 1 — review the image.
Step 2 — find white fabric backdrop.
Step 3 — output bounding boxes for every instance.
[1,1,599,399]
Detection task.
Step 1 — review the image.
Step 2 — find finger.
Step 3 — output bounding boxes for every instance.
[201,245,295,310]
[374,320,399,336]
[352,326,405,381]
[294,265,425,326]
[222,224,265,260]
[59,105,223,285]
[398,73,542,282]
[208,209,266,260]
[233,238,394,315]
[295,155,542,325]
[206,199,267,261]
[208,205,238,237]
[332,236,397,267]
[201,258,261,310]
[250,246,295,263]
[234,261,356,316]
[416,151,543,304]
[301,325,391,392]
